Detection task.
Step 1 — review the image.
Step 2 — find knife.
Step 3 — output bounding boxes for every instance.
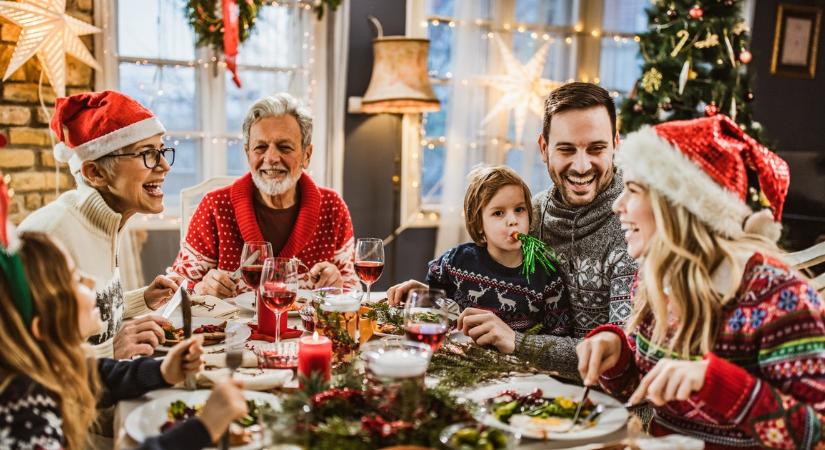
[231,249,261,281]
[160,287,184,319]
[181,288,196,390]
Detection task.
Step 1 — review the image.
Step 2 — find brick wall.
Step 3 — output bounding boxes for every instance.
[0,0,95,224]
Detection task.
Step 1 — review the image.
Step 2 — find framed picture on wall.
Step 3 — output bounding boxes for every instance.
[771,4,822,78]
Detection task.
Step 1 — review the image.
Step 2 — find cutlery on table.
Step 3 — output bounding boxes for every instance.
[562,385,591,432]
[181,288,197,390]
[219,323,245,450]
[160,287,184,319]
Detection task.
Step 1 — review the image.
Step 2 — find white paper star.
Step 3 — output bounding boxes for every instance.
[0,0,101,97]
[478,35,562,144]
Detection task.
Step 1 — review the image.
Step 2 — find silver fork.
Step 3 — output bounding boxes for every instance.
[220,334,244,449]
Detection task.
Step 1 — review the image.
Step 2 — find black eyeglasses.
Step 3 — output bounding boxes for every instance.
[100,147,176,169]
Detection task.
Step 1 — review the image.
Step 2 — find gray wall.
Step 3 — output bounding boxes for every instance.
[343,0,437,290]
[751,0,825,249]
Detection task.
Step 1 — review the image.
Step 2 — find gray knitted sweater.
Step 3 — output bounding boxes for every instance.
[514,172,637,380]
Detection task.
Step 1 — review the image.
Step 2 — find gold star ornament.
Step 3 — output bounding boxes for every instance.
[0,0,101,97]
[478,35,562,144]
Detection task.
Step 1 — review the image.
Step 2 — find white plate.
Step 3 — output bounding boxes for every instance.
[462,378,628,441]
[124,390,279,448]
[231,291,307,316]
[198,368,292,391]
[155,317,231,353]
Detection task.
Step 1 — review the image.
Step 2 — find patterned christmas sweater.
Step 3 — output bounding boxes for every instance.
[0,358,210,450]
[426,243,569,336]
[171,172,357,290]
[591,252,825,449]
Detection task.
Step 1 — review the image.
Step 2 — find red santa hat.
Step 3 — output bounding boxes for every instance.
[51,90,165,173]
[617,115,790,240]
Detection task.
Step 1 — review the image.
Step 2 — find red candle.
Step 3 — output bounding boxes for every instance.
[298,332,332,384]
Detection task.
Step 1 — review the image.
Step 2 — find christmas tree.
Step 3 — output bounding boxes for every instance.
[619,0,763,141]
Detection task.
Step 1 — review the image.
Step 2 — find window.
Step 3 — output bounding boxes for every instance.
[408,0,651,219]
[107,0,318,211]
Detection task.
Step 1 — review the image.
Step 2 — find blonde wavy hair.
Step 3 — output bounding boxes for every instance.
[0,232,99,449]
[626,189,781,358]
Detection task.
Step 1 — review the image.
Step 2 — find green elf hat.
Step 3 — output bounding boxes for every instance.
[0,175,33,328]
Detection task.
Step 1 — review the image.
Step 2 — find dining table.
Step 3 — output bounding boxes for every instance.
[112,291,704,450]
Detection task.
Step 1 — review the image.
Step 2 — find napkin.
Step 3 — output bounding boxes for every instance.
[198,368,293,391]
[202,350,258,368]
[190,295,240,320]
[247,322,302,342]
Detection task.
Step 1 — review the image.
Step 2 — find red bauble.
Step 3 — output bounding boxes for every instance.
[704,102,718,116]
[689,5,704,19]
[739,50,752,64]
[0,133,7,148]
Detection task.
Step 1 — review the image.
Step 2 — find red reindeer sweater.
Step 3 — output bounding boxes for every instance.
[172,172,357,290]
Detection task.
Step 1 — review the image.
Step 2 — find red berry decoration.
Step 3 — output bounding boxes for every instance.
[704,102,718,116]
[689,5,704,19]
[739,50,752,64]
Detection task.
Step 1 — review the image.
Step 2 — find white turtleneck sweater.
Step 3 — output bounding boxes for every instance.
[18,182,149,358]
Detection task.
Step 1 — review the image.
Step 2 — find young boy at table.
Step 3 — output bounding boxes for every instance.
[389,165,569,337]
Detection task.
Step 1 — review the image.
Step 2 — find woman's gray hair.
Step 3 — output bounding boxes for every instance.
[242,93,313,150]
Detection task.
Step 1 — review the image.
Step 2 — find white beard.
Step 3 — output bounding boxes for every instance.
[252,169,300,196]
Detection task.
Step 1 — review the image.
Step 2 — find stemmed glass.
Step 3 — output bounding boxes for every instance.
[260,257,298,344]
[403,288,449,352]
[240,241,273,307]
[355,238,384,302]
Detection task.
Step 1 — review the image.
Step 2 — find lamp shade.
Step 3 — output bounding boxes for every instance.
[361,37,441,114]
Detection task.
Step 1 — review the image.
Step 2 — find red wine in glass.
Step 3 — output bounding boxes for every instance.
[405,322,449,351]
[355,261,384,284]
[261,282,296,313]
[241,264,263,289]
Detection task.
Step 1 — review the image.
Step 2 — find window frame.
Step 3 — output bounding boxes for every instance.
[95,0,328,228]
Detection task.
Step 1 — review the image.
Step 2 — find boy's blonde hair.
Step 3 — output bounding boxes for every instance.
[463,165,533,245]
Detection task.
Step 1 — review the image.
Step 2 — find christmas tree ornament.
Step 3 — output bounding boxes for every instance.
[739,49,752,64]
[723,30,737,65]
[724,0,735,6]
[688,69,698,79]
[0,133,6,148]
[745,91,755,102]
[0,0,102,97]
[641,67,663,93]
[633,102,644,113]
[704,102,718,116]
[689,5,704,19]
[666,6,678,18]
[661,98,673,111]
[679,59,691,94]
[729,97,737,121]
[511,232,557,282]
[670,29,690,57]
[478,35,561,144]
[694,32,719,48]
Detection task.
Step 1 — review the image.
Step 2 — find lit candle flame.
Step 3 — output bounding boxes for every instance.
[312,331,319,341]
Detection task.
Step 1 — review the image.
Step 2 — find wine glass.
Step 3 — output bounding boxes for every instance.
[260,257,299,344]
[355,238,384,302]
[403,288,449,351]
[241,241,273,306]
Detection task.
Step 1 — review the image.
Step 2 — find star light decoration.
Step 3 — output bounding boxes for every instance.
[0,0,101,97]
[478,35,562,144]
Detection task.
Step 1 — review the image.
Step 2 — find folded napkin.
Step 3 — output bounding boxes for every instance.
[197,368,292,391]
[247,322,302,342]
[191,295,240,320]
[202,350,258,368]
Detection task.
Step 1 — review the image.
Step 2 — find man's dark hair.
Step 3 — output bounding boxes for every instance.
[541,82,617,141]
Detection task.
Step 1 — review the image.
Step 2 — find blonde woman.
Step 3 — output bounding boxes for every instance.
[577,115,825,449]
[0,232,248,449]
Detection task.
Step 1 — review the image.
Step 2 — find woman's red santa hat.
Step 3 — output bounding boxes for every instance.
[51,90,165,173]
[617,114,790,240]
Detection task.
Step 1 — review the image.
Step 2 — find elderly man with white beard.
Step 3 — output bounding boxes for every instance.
[171,93,357,296]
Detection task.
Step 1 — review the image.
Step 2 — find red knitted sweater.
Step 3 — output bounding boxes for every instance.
[171,172,357,290]
[589,253,825,449]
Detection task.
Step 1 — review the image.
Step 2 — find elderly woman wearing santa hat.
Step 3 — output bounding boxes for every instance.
[18,90,179,360]
[577,115,825,449]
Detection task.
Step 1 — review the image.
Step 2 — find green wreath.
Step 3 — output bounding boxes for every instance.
[184,0,265,52]
[184,0,344,53]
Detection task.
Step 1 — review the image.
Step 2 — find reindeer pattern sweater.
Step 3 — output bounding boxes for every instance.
[426,243,569,335]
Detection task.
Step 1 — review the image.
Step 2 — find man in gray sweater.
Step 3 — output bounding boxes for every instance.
[458,83,637,380]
